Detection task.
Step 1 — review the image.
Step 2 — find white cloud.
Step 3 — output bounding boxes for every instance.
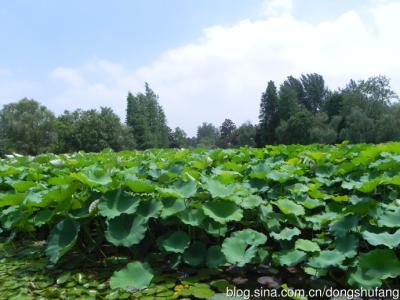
[46,0,400,136]
[262,0,293,18]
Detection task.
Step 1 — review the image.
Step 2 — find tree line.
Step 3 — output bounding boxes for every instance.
[0,74,399,155]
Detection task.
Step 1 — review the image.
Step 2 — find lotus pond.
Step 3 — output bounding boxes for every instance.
[1,143,400,298]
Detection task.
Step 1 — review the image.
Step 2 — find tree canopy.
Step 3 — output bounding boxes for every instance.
[1,74,399,155]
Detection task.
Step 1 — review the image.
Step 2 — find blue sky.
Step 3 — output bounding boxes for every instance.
[0,0,398,135]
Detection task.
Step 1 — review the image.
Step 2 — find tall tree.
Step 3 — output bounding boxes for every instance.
[126,92,152,149]
[300,73,327,113]
[278,83,298,121]
[258,81,279,146]
[126,83,169,149]
[323,91,343,119]
[219,119,237,148]
[197,122,219,148]
[284,76,306,106]
[0,99,58,155]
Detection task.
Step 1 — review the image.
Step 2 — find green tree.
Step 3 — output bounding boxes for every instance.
[300,73,327,113]
[278,83,298,121]
[218,119,237,148]
[323,92,343,119]
[57,107,135,153]
[126,92,152,149]
[196,122,219,148]
[309,113,337,144]
[235,122,256,147]
[258,81,279,146]
[284,76,306,106]
[374,112,400,143]
[276,107,314,144]
[169,127,189,148]
[126,83,169,149]
[339,107,375,143]
[0,98,58,155]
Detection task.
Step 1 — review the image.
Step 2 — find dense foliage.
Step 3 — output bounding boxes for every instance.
[1,75,399,155]
[2,143,400,295]
[126,83,169,150]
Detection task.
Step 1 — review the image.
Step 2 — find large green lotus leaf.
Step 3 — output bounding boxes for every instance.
[239,195,263,209]
[252,248,269,264]
[308,189,331,200]
[232,229,267,245]
[267,170,292,183]
[362,229,400,248]
[184,283,215,299]
[341,180,361,190]
[30,209,54,227]
[105,214,147,247]
[45,218,80,264]
[377,207,400,228]
[357,178,381,193]
[158,188,182,198]
[158,231,190,253]
[207,245,226,268]
[222,238,255,267]
[0,206,27,229]
[303,197,323,209]
[9,180,35,192]
[273,249,307,267]
[213,169,242,184]
[183,241,207,267]
[73,165,112,187]
[98,190,140,219]
[348,267,382,288]
[315,164,336,177]
[23,192,45,207]
[329,215,359,237]
[200,218,228,237]
[48,176,74,185]
[160,198,186,219]
[383,175,400,186]
[289,183,309,194]
[174,180,198,198]
[109,261,153,290]
[136,199,162,220]
[249,163,271,179]
[350,249,400,287]
[345,199,377,217]
[274,199,305,216]
[270,227,301,241]
[308,250,345,268]
[222,229,267,267]
[202,200,243,224]
[204,179,233,198]
[0,193,25,208]
[295,239,320,252]
[179,208,206,226]
[335,234,359,258]
[125,176,155,193]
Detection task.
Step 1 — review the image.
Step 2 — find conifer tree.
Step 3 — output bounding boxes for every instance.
[258,81,279,146]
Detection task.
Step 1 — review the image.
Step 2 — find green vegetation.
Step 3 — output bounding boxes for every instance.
[2,143,400,297]
[1,74,399,155]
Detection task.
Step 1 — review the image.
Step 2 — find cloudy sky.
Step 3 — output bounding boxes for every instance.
[1,0,399,136]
